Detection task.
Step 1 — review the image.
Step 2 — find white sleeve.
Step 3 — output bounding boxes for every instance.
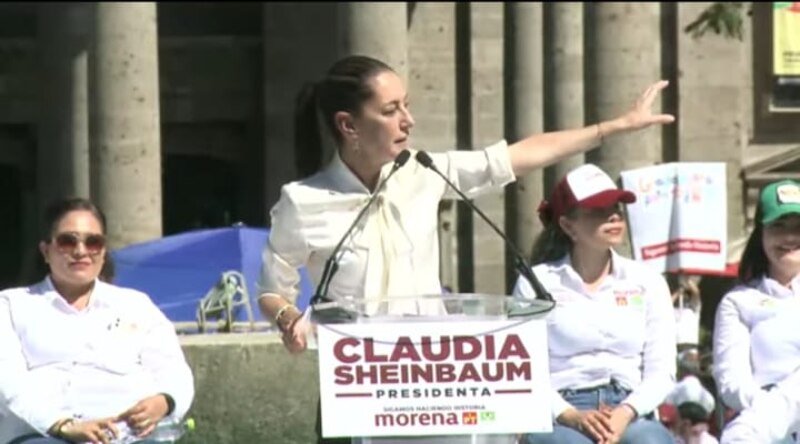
[257,189,310,304]
[713,293,760,411]
[0,295,69,434]
[511,273,535,301]
[430,140,516,200]
[549,389,573,422]
[137,295,195,420]
[622,273,677,416]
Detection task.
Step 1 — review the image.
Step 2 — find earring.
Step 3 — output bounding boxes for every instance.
[353,139,361,153]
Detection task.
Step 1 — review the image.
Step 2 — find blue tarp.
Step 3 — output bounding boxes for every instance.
[111,225,314,323]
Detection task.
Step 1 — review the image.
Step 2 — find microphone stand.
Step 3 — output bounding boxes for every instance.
[309,150,411,322]
[414,150,555,317]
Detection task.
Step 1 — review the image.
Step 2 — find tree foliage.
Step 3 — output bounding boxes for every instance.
[684,2,750,41]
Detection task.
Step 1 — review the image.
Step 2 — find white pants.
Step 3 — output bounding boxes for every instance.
[721,389,799,444]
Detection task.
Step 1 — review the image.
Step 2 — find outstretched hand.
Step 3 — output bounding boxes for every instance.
[619,80,675,131]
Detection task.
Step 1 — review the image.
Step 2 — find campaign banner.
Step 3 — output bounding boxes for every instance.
[620,162,727,274]
[774,2,800,76]
[316,318,552,438]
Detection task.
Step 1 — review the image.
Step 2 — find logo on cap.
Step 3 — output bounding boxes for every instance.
[777,184,800,205]
[567,166,617,201]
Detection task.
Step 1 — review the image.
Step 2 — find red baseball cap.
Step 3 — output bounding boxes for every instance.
[538,164,636,225]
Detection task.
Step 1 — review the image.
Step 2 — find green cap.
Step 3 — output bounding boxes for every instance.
[760,179,800,224]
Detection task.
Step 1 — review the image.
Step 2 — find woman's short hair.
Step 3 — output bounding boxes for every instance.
[40,197,107,241]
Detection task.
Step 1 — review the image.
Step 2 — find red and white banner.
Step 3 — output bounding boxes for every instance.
[620,162,727,274]
[316,318,552,438]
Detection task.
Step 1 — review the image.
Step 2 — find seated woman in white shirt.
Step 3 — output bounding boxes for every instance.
[713,179,800,444]
[0,198,194,444]
[513,164,676,444]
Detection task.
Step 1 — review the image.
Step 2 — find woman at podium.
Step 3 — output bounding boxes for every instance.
[255,54,673,443]
[256,54,673,355]
[513,164,676,444]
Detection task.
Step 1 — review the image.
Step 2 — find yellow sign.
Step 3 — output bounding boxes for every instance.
[774,2,800,75]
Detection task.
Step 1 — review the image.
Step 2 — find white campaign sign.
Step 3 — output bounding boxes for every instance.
[316,318,552,438]
[620,162,727,274]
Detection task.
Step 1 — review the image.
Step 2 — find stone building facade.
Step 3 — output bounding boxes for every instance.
[0,2,797,295]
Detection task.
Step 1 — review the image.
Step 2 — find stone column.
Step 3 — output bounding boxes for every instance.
[585,3,662,257]
[37,3,92,209]
[505,2,543,270]
[544,2,585,196]
[676,2,749,248]
[586,3,662,180]
[337,2,408,79]
[89,2,162,248]
[468,3,506,294]
[407,3,460,291]
[263,3,339,216]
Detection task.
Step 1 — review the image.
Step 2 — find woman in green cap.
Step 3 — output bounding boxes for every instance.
[713,179,800,443]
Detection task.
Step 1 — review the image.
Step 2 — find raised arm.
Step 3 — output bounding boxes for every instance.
[507,80,674,177]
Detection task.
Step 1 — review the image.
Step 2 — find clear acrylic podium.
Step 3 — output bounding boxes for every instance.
[309,293,554,444]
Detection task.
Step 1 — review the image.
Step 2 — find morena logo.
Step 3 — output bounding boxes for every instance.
[373,411,485,427]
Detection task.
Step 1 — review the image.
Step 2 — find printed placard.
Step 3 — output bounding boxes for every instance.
[620,162,727,274]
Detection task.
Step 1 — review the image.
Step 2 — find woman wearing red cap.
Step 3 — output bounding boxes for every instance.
[514,164,676,444]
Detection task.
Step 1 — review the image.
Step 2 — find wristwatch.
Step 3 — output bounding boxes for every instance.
[160,392,176,416]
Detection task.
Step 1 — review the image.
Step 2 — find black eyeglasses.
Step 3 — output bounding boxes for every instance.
[51,232,107,256]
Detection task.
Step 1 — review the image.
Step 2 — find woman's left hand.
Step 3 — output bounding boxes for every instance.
[600,403,636,444]
[117,394,170,437]
[281,313,308,354]
[618,80,675,131]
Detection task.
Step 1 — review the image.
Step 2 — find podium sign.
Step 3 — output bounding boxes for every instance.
[317,318,552,438]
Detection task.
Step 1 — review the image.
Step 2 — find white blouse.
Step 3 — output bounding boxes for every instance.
[258,142,515,312]
[513,250,676,419]
[713,275,800,411]
[0,277,194,435]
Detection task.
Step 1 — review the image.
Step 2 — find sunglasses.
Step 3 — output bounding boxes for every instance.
[52,232,107,255]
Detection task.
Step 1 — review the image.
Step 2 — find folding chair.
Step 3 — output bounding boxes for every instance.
[196,271,255,333]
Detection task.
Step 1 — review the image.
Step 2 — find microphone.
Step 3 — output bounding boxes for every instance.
[414,151,555,310]
[310,149,411,311]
